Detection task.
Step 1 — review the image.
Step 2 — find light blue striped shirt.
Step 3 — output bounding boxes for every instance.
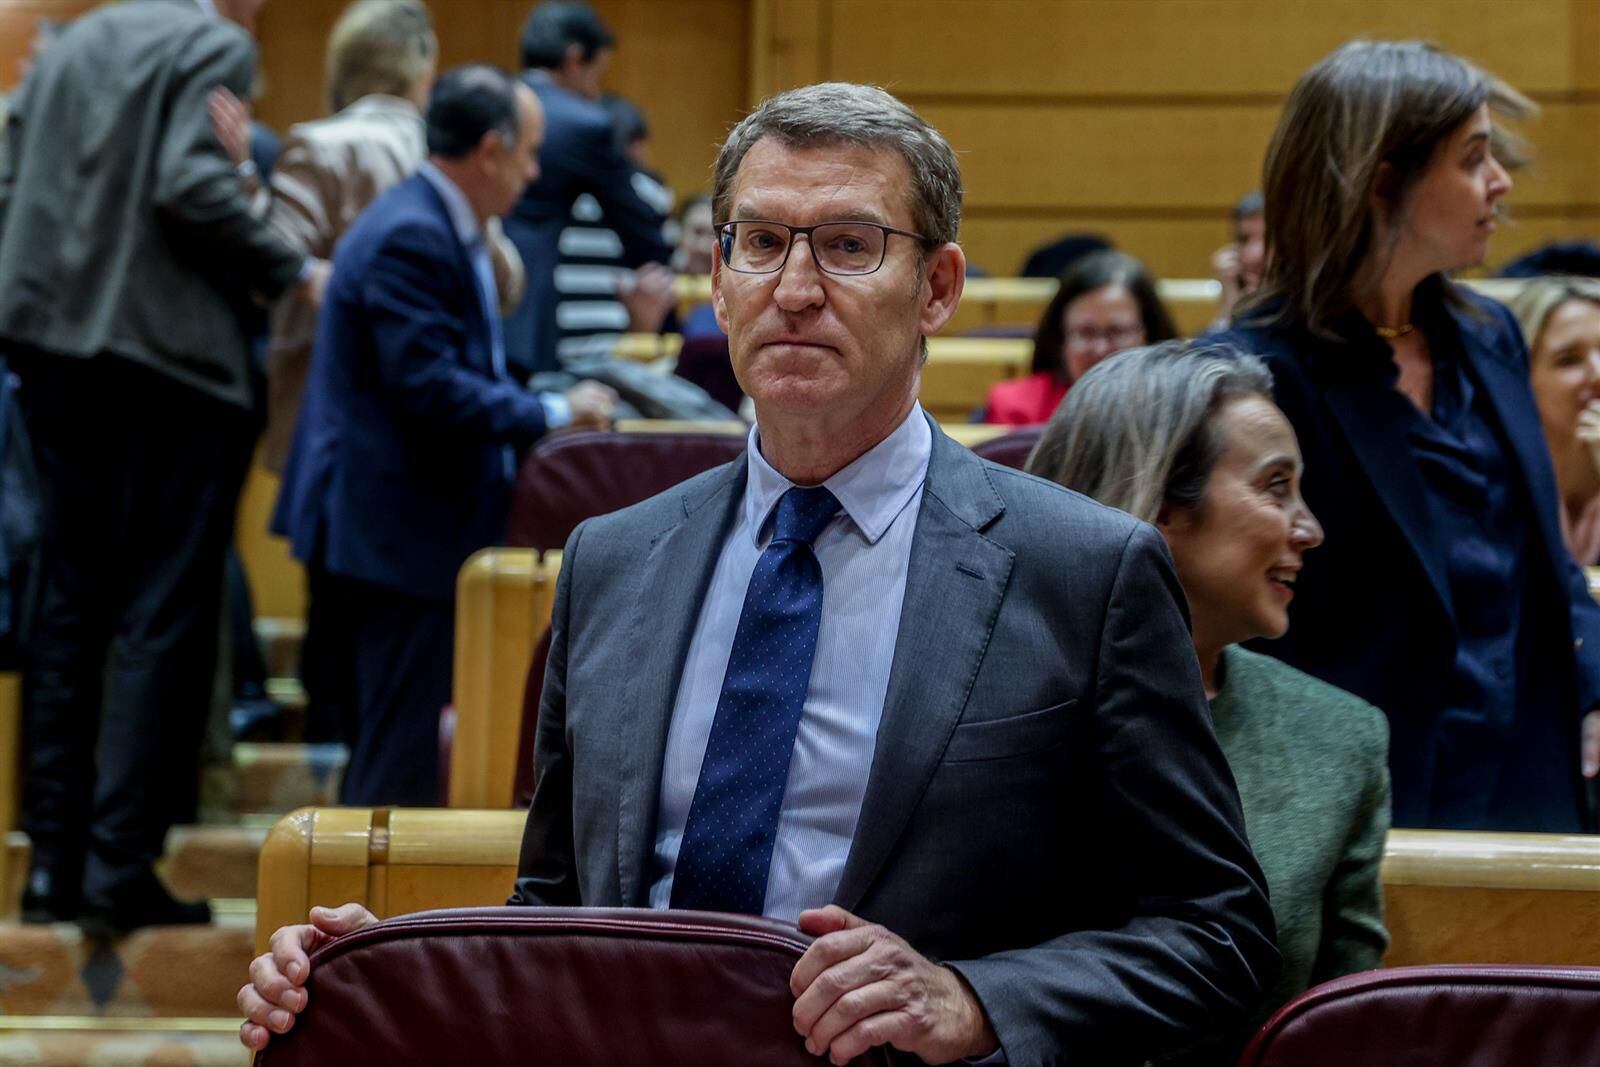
[650,404,931,922]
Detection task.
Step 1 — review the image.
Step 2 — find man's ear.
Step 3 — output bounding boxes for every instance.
[917,242,966,340]
[711,235,731,335]
[1154,501,1191,537]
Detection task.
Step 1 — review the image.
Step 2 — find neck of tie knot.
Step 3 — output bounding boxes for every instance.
[772,486,839,546]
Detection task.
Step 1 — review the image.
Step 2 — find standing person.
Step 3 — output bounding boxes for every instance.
[1507,277,1600,564]
[1214,40,1600,832]
[0,0,314,933]
[272,66,615,808]
[503,0,671,377]
[244,82,1276,1066]
[1030,342,1390,1064]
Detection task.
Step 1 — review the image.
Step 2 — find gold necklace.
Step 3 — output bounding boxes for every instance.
[1373,323,1416,339]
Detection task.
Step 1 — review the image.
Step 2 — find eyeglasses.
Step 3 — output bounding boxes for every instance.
[718,219,931,277]
[1065,323,1146,348]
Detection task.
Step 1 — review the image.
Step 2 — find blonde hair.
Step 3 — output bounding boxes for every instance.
[1507,276,1600,357]
[326,0,436,112]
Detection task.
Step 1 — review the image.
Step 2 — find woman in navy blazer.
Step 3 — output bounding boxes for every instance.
[1213,40,1600,832]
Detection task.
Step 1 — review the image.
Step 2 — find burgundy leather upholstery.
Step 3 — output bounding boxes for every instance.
[512,627,554,808]
[505,430,746,552]
[971,426,1044,471]
[1239,965,1600,1067]
[673,334,744,414]
[256,907,892,1067]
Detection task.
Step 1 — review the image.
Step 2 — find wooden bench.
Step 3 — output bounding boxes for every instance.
[257,817,1600,970]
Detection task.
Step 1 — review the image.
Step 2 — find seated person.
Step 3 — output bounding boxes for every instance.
[617,193,724,339]
[984,249,1176,426]
[1029,340,1391,1065]
[1508,277,1600,563]
[1210,191,1265,330]
[240,81,1276,1066]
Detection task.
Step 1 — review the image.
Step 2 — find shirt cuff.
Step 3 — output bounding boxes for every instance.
[296,258,316,283]
[539,391,572,430]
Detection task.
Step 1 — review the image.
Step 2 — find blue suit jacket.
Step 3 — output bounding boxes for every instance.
[1215,287,1600,828]
[273,173,551,603]
[502,74,670,376]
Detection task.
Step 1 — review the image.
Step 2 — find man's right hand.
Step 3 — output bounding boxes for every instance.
[565,380,618,431]
[238,903,378,1052]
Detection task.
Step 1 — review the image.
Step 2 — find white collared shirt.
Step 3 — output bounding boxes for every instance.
[649,404,932,921]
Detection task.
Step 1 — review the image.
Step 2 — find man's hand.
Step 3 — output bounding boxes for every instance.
[1583,709,1600,779]
[237,903,378,1052]
[297,258,332,311]
[208,86,252,169]
[616,262,677,334]
[564,380,617,431]
[1576,401,1600,480]
[791,905,998,1065]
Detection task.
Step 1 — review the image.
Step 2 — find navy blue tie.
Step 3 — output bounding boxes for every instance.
[671,485,840,914]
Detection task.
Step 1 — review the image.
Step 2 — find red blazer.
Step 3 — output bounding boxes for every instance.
[985,371,1069,427]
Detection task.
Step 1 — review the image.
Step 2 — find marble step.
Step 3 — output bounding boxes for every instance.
[201,743,345,822]
[0,903,254,1019]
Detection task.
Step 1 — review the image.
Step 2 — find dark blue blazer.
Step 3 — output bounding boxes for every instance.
[1215,288,1600,827]
[503,73,670,376]
[273,173,551,603]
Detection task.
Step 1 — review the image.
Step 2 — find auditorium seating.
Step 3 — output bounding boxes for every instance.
[253,906,892,1066]
[1238,964,1600,1066]
[256,817,1600,972]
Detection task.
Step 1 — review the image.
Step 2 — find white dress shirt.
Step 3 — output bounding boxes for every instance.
[649,404,932,922]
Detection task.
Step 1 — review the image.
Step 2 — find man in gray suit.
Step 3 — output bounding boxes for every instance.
[0,0,313,933]
[241,83,1276,1065]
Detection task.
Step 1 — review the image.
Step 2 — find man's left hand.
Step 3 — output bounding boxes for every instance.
[791,905,999,1065]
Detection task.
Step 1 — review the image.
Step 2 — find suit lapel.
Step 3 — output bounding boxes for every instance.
[1323,378,1455,622]
[614,460,746,906]
[833,423,1013,911]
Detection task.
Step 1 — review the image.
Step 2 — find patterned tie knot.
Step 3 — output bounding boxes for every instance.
[772,486,839,546]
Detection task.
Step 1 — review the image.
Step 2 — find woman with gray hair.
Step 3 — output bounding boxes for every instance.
[1508,277,1600,564]
[1030,341,1390,1065]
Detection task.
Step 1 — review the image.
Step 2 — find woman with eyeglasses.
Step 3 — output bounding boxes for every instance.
[1212,40,1600,832]
[984,249,1177,426]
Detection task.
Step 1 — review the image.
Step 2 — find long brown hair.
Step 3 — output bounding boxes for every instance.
[1244,40,1533,337]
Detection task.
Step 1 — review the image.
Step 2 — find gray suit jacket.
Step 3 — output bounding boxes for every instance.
[512,419,1278,1065]
[0,0,301,410]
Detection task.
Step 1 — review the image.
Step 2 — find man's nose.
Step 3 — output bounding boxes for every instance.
[773,234,825,310]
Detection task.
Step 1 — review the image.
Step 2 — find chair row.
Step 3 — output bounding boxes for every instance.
[256,809,1600,972]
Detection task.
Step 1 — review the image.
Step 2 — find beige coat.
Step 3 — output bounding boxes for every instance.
[260,94,525,469]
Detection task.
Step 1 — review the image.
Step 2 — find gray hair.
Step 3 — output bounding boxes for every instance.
[710,82,963,247]
[1025,341,1274,523]
[327,0,437,112]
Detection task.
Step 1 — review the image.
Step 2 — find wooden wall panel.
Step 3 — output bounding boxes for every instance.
[0,0,97,94]
[256,0,746,208]
[753,0,1600,286]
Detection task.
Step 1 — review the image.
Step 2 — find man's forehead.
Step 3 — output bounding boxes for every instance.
[730,138,914,225]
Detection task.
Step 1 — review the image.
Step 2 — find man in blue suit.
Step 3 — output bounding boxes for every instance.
[273,65,614,806]
[504,1,671,376]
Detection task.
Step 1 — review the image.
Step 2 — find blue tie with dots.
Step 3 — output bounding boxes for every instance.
[670,485,840,915]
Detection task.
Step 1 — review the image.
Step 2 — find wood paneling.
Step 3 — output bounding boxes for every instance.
[752,0,1600,289]
[256,0,748,207]
[0,0,96,94]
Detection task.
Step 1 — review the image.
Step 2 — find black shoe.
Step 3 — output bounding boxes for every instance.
[20,865,81,924]
[78,875,211,939]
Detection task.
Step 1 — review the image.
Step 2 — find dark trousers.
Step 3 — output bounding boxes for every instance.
[13,351,253,898]
[313,570,452,807]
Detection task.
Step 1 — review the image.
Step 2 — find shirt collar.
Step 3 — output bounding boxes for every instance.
[416,160,483,247]
[193,0,219,17]
[743,403,932,548]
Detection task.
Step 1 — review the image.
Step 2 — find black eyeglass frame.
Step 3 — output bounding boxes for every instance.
[717,218,934,276]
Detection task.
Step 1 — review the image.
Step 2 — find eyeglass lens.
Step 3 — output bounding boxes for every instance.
[722,222,888,276]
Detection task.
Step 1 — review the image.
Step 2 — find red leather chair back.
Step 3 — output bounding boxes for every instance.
[1239,965,1600,1067]
[512,626,554,807]
[971,426,1044,471]
[673,335,744,414]
[505,430,746,552]
[256,907,892,1067]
